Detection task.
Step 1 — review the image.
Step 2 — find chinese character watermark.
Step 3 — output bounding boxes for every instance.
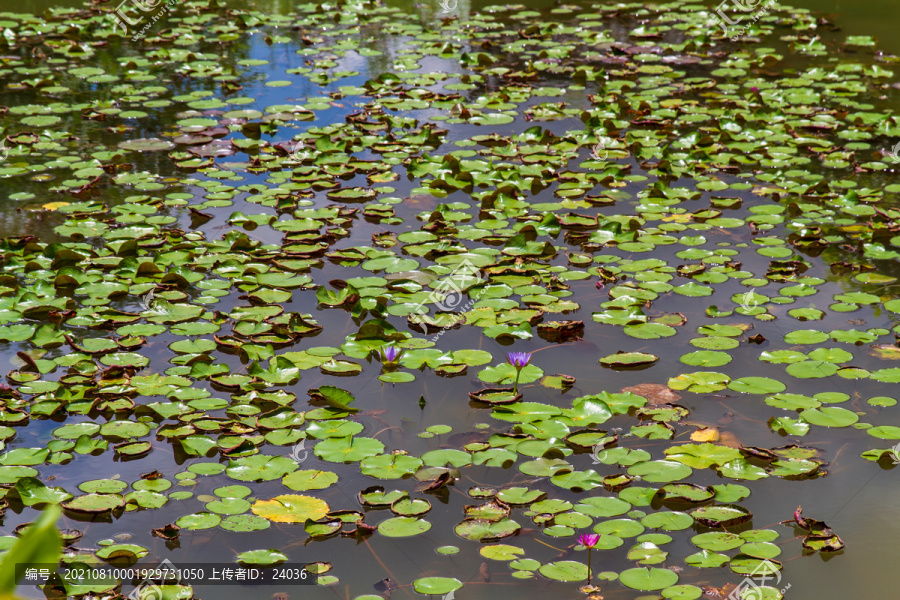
[289,439,308,464]
[284,140,305,163]
[110,0,181,41]
[590,443,607,465]
[738,288,758,312]
[437,0,458,14]
[589,429,620,464]
[23,567,51,582]
[889,441,900,465]
[409,259,484,343]
[590,141,607,160]
[726,559,790,600]
[708,0,777,40]
[886,141,900,165]
[139,290,158,311]
[128,558,179,600]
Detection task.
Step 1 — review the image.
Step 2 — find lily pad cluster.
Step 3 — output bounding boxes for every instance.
[0,0,894,598]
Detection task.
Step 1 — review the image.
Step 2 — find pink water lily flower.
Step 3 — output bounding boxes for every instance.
[578,533,600,582]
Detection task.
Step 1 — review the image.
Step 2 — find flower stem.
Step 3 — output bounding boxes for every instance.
[586,547,591,582]
[513,369,520,394]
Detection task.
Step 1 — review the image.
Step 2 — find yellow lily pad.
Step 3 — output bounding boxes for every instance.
[251,494,329,523]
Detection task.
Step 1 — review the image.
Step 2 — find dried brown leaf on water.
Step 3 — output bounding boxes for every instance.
[701,583,738,599]
[421,471,451,492]
[152,523,180,540]
[374,578,399,597]
[791,506,845,552]
[620,383,681,405]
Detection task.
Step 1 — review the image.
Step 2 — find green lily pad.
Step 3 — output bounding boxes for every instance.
[454,518,520,541]
[377,517,432,537]
[619,567,679,591]
[538,561,589,582]
[412,577,461,594]
[479,544,524,561]
[627,460,692,483]
[799,406,859,428]
[599,352,659,368]
[63,494,125,514]
[282,469,339,491]
[175,512,222,530]
[235,549,288,566]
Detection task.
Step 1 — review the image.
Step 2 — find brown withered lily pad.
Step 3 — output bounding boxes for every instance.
[537,320,584,342]
[603,473,635,492]
[621,383,681,405]
[152,523,181,540]
[792,506,845,552]
[463,499,510,521]
[469,388,522,405]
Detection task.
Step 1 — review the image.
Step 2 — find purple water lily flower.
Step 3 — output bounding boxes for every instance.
[380,345,402,364]
[506,352,532,370]
[506,352,532,395]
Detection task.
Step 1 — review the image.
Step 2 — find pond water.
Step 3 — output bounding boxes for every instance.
[0,1,898,599]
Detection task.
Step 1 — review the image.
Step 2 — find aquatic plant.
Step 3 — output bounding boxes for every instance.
[0,0,882,597]
[379,345,403,369]
[506,351,533,393]
[577,533,601,582]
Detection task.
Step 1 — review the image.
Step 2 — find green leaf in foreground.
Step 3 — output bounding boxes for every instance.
[0,506,61,594]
